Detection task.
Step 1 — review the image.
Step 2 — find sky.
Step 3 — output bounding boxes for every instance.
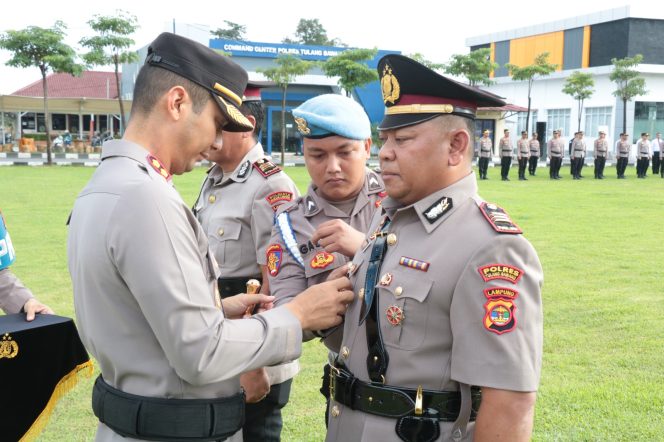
[0,0,660,94]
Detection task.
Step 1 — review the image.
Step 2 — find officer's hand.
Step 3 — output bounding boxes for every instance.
[222,294,275,319]
[311,220,365,258]
[241,368,271,403]
[286,277,354,331]
[23,298,54,322]
[326,263,352,282]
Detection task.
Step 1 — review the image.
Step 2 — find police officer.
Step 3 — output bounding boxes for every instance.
[636,132,651,178]
[477,129,492,180]
[593,130,608,179]
[326,54,543,442]
[652,132,662,175]
[193,83,300,441]
[548,130,564,179]
[517,130,529,180]
[0,210,53,320]
[570,131,587,179]
[616,133,631,179]
[499,129,513,181]
[528,132,540,176]
[67,33,353,442]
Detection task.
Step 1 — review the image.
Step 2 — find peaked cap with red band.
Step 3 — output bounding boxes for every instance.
[377,54,506,130]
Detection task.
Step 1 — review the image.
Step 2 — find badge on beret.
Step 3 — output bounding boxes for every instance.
[478,264,524,284]
[478,202,522,234]
[253,158,281,178]
[237,160,251,179]
[294,116,310,135]
[310,251,334,269]
[266,244,283,277]
[423,197,453,223]
[381,64,401,105]
[483,287,519,335]
[386,305,404,326]
[399,256,430,272]
[146,154,171,181]
[266,191,293,211]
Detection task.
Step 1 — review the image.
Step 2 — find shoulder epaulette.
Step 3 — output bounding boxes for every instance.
[253,158,282,178]
[477,201,522,234]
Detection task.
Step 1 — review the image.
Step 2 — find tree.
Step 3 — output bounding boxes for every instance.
[211,21,246,40]
[444,48,498,86]
[258,55,316,164]
[562,71,595,133]
[407,53,445,70]
[322,48,378,97]
[0,21,81,165]
[80,11,139,134]
[283,18,342,46]
[610,54,647,134]
[506,52,558,136]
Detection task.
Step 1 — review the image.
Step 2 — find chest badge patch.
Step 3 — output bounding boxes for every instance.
[266,244,283,276]
[478,264,524,284]
[399,256,430,272]
[386,305,404,326]
[423,197,453,223]
[310,251,334,269]
[483,287,519,335]
[379,272,393,286]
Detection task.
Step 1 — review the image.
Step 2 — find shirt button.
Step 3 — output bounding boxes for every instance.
[358,288,365,300]
[208,195,216,204]
[341,346,350,359]
[331,405,340,418]
[218,228,224,237]
[386,233,397,246]
[394,286,403,297]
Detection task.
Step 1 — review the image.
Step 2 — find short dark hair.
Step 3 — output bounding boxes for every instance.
[240,101,265,140]
[131,65,211,117]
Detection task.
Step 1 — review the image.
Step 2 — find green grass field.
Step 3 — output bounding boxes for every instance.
[1,164,663,441]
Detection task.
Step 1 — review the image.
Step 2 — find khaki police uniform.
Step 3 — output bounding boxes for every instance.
[326,173,543,442]
[499,136,513,180]
[517,138,529,180]
[616,139,631,178]
[571,138,586,179]
[528,138,540,176]
[548,138,564,179]
[68,140,303,442]
[636,139,651,178]
[594,138,608,179]
[0,269,33,314]
[477,136,492,180]
[652,136,663,175]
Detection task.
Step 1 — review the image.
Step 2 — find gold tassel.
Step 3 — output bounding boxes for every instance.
[19,360,94,442]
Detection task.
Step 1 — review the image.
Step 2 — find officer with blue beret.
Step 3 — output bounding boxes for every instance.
[267,93,386,420]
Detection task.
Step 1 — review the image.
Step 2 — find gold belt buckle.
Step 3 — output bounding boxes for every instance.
[414,385,423,416]
[329,365,340,398]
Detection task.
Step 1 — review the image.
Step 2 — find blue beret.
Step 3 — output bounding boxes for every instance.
[292,94,371,140]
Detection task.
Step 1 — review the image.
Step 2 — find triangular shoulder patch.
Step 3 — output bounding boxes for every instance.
[478,201,522,234]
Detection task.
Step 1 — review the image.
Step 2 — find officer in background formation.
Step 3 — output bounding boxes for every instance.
[477,129,492,180]
[593,130,608,179]
[616,133,631,179]
[528,132,540,176]
[326,54,543,442]
[571,131,587,179]
[193,83,300,441]
[636,132,651,178]
[67,33,353,442]
[0,210,53,320]
[499,129,513,181]
[267,93,385,419]
[517,130,529,180]
[652,132,662,175]
[548,129,564,179]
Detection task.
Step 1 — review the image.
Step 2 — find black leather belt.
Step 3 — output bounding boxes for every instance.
[217,276,261,299]
[92,375,245,441]
[330,365,480,422]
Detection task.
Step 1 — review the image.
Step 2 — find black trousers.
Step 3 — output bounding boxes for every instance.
[594,157,606,178]
[652,152,660,174]
[636,158,650,177]
[528,156,539,175]
[478,157,490,178]
[501,157,512,179]
[617,157,628,177]
[571,157,584,178]
[243,379,293,442]
[549,157,562,178]
[518,157,528,178]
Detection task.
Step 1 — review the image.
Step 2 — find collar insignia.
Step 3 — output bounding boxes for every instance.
[294,116,310,135]
[237,160,251,178]
[423,197,453,223]
[381,64,400,105]
[368,172,381,191]
[306,196,318,214]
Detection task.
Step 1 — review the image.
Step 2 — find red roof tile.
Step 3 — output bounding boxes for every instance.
[11,71,120,99]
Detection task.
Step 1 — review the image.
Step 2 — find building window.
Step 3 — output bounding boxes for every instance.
[634,102,664,142]
[517,111,538,134]
[52,114,67,131]
[584,106,612,135]
[546,109,571,138]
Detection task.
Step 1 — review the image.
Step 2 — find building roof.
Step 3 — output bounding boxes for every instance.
[479,104,532,113]
[11,71,120,99]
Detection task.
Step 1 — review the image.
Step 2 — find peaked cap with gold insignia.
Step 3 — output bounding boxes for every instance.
[146,32,253,132]
[377,54,506,130]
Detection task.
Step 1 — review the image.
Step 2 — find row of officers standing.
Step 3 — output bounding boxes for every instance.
[477,129,664,180]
